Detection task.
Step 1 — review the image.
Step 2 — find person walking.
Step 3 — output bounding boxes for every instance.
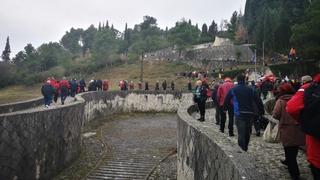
[129,81,134,90]
[102,80,109,91]
[70,79,78,97]
[287,75,320,180]
[273,83,305,180]
[155,81,160,90]
[59,77,70,105]
[145,81,149,91]
[79,79,86,93]
[41,80,55,108]
[96,79,103,91]
[187,80,192,91]
[88,80,97,91]
[212,84,220,125]
[171,80,175,90]
[224,75,264,151]
[162,80,167,90]
[217,77,235,136]
[193,80,207,122]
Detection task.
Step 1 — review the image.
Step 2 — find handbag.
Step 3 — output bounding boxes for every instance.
[263,122,280,143]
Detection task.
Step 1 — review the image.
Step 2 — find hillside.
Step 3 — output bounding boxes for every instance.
[0,61,198,104]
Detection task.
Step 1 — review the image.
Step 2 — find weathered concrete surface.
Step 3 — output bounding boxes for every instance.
[177,103,273,180]
[0,97,43,114]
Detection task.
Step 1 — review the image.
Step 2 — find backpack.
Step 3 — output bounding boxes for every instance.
[300,82,320,139]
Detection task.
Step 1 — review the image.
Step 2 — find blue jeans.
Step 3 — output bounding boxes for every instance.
[235,114,253,151]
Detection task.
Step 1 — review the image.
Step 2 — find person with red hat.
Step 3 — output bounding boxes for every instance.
[287,74,320,180]
[217,77,235,136]
[273,83,305,180]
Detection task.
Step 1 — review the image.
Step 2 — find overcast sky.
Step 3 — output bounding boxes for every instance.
[0,0,246,56]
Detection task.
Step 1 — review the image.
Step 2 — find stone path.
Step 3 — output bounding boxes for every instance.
[193,108,313,180]
[55,113,178,180]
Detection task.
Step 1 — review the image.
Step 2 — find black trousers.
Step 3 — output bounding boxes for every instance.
[235,114,253,151]
[284,146,300,179]
[310,163,320,180]
[214,103,220,124]
[253,115,261,134]
[197,100,206,119]
[53,92,59,103]
[219,106,234,134]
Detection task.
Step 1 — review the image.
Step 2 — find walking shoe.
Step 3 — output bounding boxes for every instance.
[45,105,49,108]
[229,133,235,137]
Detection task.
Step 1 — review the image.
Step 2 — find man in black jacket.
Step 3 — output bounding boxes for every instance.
[224,75,264,151]
[193,80,208,122]
[41,80,55,108]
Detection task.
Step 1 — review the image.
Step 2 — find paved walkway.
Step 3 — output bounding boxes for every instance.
[193,108,313,180]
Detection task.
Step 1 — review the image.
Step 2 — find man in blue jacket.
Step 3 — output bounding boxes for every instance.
[224,75,264,151]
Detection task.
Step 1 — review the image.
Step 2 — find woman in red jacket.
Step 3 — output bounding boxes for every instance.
[286,75,320,180]
[273,83,305,180]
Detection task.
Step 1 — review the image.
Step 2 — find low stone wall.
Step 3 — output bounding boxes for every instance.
[177,103,273,180]
[0,91,193,179]
[81,90,193,125]
[0,97,43,114]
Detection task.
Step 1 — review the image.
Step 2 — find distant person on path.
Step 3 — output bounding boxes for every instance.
[289,47,296,62]
[49,77,60,103]
[171,80,175,90]
[251,80,262,136]
[145,81,149,91]
[162,80,167,90]
[212,84,220,125]
[286,74,320,180]
[193,80,208,122]
[187,80,192,91]
[119,80,125,91]
[155,81,160,90]
[129,81,134,90]
[272,83,305,180]
[217,77,235,136]
[59,77,70,105]
[41,80,55,108]
[261,79,273,100]
[88,80,97,91]
[96,79,103,91]
[70,79,78,97]
[224,75,264,151]
[102,80,109,91]
[138,81,142,90]
[79,79,86,93]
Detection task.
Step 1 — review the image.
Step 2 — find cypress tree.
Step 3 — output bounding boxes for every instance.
[1,36,11,62]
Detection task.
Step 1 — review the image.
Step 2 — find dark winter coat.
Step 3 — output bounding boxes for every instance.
[224,82,264,118]
[41,83,55,97]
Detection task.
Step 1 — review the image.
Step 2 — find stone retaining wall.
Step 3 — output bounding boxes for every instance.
[0,97,43,114]
[177,103,273,180]
[0,91,193,179]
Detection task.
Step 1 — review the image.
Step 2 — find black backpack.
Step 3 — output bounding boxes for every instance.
[300,82,320,139]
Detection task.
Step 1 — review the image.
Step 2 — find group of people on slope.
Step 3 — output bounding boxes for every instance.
[119,80,175,91]
[41,77,108,108]
[193,74,320,180]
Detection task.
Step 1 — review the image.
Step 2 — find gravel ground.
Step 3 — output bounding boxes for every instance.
[193,108,313,180]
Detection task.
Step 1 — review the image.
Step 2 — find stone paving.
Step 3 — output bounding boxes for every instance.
[193,108,313,180]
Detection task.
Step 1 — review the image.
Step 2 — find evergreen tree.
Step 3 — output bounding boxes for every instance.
[106,20,109,29]
[201,23,208,36]
[208,20,218,38]
[188,19,192,25]
[98,22,102,31]
[1,36,11,62]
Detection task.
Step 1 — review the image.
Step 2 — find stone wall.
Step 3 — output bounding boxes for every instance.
[81,90,193,125]
[177,103,273,180]
[0,97,43,114]
[0,91,193,179]
[0,98,85,180]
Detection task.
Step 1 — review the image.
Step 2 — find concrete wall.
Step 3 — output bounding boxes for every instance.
[0,91,193,179]
[0,97,43,114]
[177,103,273,180]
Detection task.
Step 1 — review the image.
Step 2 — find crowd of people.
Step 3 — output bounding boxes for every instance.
[41,77,109,108]
[192,73,320,180]
[118,80,176,91]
